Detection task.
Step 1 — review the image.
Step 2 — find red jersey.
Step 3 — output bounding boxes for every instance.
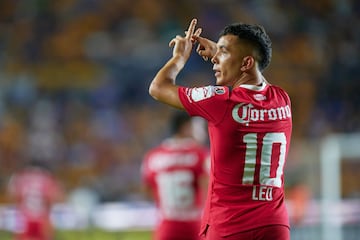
[8,167,63,240]
[178,82,292,237]
[142,138,209,240]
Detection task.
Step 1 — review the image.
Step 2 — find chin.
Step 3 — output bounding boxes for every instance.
[216,79,225,86]
[215,78,221,85]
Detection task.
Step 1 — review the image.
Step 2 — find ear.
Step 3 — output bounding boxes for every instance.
[240,56,255,71]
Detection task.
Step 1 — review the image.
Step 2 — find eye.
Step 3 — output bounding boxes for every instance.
[219,49,228,55]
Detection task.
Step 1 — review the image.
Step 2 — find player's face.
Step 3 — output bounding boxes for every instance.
[211,35,246,86]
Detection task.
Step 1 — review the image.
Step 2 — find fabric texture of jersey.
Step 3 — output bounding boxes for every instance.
[142,138,209,240]
[178,82,292,237]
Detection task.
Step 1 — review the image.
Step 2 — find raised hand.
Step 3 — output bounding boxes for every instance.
[192,34,217,61]
[168,18,200,61]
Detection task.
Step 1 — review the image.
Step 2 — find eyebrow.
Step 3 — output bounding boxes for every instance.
[217,45,228,51]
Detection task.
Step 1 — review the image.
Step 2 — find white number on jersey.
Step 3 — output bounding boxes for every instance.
[242,132,287,187]
[156,170,195,211]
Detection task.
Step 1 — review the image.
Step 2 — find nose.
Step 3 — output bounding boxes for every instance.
[211,52,218,64]
[211,56,217,64]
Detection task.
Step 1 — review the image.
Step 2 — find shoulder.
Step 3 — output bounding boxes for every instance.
[268,84,291,102]
[267,84,289,94]
[143,145,163,159]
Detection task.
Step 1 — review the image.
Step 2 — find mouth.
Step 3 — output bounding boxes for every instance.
[213,69,221,78]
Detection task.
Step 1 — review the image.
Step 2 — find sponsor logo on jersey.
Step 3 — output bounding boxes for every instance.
[187,86,226,102]
[232,103,291,126]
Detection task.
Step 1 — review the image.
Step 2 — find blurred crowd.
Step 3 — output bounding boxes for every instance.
[0,0,359,202]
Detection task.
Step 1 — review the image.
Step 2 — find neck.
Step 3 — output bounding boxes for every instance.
[232,70,264,88]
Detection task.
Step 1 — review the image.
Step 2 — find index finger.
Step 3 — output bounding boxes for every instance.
[185,18,197,39]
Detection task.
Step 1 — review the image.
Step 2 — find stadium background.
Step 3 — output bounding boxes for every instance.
[0,0,359,239]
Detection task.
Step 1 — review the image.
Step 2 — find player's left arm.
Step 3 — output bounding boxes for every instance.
[149,18,201,109]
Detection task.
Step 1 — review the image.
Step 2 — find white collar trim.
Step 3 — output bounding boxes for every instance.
[239,81,267,91]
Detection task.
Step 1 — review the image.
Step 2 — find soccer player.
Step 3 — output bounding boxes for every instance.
[141,111,209,240]
[7,161,64,240]
[149,18,292,240]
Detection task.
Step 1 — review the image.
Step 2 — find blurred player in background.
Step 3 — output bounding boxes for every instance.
[7,160,65,240]
[141,110,209,240]
[149,18,292,240]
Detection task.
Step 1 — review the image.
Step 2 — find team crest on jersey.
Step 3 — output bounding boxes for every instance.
[253,94,266,101]
[187,86,226,102]
[214,86,225,95]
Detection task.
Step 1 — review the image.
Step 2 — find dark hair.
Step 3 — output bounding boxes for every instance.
[170,111,191,134]
[220,23,272,71]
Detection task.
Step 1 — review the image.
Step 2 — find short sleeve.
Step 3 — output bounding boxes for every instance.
[178,86,230,124]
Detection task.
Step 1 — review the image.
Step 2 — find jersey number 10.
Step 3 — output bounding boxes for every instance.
[242,132,287,187]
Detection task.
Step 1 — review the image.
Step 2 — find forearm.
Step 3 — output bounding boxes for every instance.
[155,55,186,84]
[149,56,186,108]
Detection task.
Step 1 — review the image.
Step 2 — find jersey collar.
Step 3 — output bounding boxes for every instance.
[239,81,267,91]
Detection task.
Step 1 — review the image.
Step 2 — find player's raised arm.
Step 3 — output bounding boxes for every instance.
[149,18,200,109]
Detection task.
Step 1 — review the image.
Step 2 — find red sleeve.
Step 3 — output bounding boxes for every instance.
[178,86,230,124]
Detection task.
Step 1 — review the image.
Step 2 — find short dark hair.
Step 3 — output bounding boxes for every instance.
[170,111,191,134]
[220,23,272,71]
